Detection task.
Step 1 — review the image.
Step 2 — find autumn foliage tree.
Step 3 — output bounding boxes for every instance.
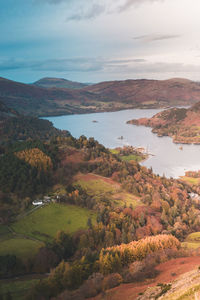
[15,148,53,172]
[98,234,180,275]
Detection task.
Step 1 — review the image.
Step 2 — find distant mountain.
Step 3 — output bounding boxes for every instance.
[33,77,89,89]
[85,78,200,107]
[0,77,91,116]
[1,76,200,117]
[127,101,200,144]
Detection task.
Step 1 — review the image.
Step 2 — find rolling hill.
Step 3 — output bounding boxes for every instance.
[33,77,89,89]
[85,77,200,107]
[1,77,200,116]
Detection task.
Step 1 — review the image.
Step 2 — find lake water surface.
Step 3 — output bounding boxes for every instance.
[44,109,200,178]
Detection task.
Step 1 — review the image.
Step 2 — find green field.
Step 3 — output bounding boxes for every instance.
[0,279,39,300]
[112,192,143,208]
[0,238,44,260]
[0,225,10,235]
[180,176,200,185]
[120,193,142,207]
[182,232,200,249]
[75,174,142,208]
[12,203,96,242]
[109,149,144,162]
[75,178,118,196]
[109,149,119,155]
[121,154,143,162]
[0,225,13,242]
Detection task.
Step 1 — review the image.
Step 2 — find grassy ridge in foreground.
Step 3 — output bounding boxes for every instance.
[12,203,96,242]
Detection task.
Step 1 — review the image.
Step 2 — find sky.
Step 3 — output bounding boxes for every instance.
[1,0,200,83]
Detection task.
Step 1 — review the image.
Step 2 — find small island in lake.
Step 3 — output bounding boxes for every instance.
[127,101,200,144]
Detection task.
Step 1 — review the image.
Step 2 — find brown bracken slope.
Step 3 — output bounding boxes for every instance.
[86,78,200,106]
[90,256,200,300]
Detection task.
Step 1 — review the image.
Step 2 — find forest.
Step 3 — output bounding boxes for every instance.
[1,116,200,299]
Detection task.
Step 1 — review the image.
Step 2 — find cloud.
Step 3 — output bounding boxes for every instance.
[40,0,162,5]
[118,0,164,12]
[36,58,103,72]
[133,34,181,42]
[0,57,145,73]
[109,58,146,64]
[0,59,29,71]
[0,58,103,73]
[36,0,164,20]
[68,4,105,21]
[111,61,200,75]
[2,57,200,82]
[34,0,70,3]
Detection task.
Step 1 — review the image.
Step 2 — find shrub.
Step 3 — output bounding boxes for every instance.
[103,273,122,290]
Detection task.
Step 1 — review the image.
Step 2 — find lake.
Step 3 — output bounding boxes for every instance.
[44,109,200,178]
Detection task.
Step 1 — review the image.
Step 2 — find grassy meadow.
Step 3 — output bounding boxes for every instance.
[0,238,44,261]
[180,176,200,185]
[109,149,144,162]
[74,173,142,208]
[0,278,39,300]
[12,203,96,242]
[74,175,119,196]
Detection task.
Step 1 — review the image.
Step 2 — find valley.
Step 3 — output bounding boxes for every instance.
[3,0,200,298]
[2,77,200,299]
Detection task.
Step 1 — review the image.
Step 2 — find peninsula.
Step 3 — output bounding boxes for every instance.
[127,101,200,144]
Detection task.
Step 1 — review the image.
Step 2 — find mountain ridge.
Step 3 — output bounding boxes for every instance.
[1,76,200,116]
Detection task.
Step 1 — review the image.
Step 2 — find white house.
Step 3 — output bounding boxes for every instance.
[32,200,43,206]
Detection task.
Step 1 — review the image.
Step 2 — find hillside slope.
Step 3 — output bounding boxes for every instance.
[0,116,70,142]
[90,257,200,300]
[1,77,200,116]
[0,100,18,119]
[0,77,84,116]
[86,78,200,107]
[127,101,200,144]
[2,120,200,299]
[33,77,89,89]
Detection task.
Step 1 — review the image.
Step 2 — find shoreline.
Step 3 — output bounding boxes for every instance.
[40,104,173,119]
